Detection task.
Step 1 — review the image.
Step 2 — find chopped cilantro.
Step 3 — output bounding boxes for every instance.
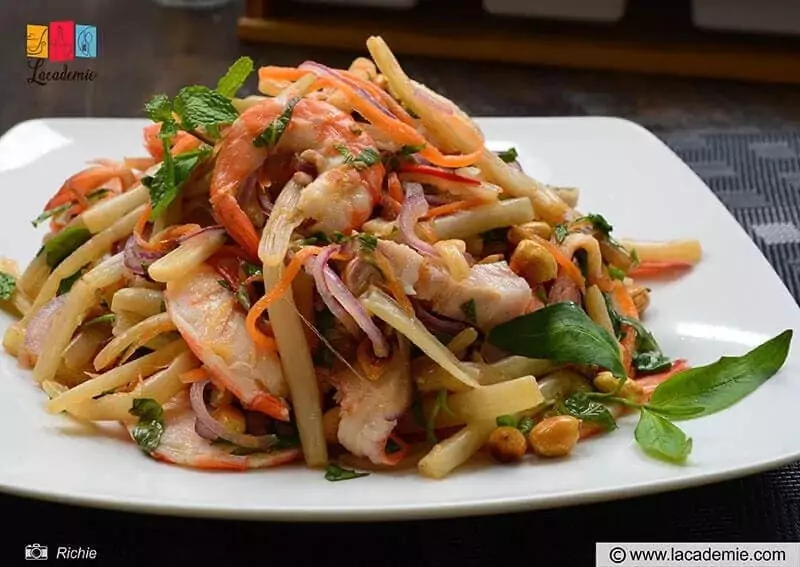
[356,232,378,252]
[0,272,15,301]
[335,145,381,170]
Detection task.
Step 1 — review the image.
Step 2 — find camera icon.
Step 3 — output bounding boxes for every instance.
[25,544,48,561]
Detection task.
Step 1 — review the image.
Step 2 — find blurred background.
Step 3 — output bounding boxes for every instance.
[5,1,800,564]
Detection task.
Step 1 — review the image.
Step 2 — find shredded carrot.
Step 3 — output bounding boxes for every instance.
[531,235,585,292]
[612,281,639,377]
[245,246,324,351]
[639,359,690,400]
[628,261,693,278]
[372,248,414,314]
[422,198,484,220]
[134,202,152,243]
[179,367,210,384]
[594,274,615,293]
[387,172,404,204]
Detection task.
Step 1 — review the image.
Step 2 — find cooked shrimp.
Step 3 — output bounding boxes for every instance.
[210,97,385,258]
[165,264,291,421]
[134,392,301,470]
[44,161,136,212]
[331,336,411,466]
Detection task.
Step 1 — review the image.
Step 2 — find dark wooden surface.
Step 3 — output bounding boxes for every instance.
[3,1,800,566]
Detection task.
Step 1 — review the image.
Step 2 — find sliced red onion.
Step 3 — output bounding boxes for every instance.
[398,181,437,257]
[306,245,360,336]
[123,235,165,276]
[299,61,396,119]
[190,380,278,450]
[257,189,273,215]
[24,295,68,360]
[323,264,389,358]
[412,299,467,337]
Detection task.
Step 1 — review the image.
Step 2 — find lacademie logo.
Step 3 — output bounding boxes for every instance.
[26,21,98,85]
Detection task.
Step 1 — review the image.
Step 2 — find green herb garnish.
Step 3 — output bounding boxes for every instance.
[488,302,626,378]
[400,144,425,156]
[44,226,92,268]
[577,213,613,237]
[426,389,454,443]
[129,398,165,453]
[558,391,618,432]
[518,416,535,435]
[356,232,378,252]
[634,408,692,463]
[325,463,370,482]
[142,146,211,220]
[57,266,87,296]
[496,414,518,428]
[553,223,569,244]
[215,56,254,98]
[0,272,15,301]
[460,299,478,325]
[253,96,300,148]
[335,145,381,170]
[608,265,626,281]
[243,262,262,278]
[497,147,518,163]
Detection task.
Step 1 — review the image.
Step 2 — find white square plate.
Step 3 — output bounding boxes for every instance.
[0,116,797,521]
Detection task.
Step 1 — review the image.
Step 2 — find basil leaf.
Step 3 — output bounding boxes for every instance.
[620,316,661,354]
[558,392,617,431]
[603,292,623,339]
[577,213,613,237]
[0,272,15,301]
[173,85,239,132]
[460,299,477,325]
[325,463,369,482]
[44,227,91,268]
[145,94,173,122]
[497,147,518,163]
[488,302,626,377]
[254,97,300,148]
[496,414,517,428]
[57,266,86,296]
[648,330,792,420]
[216,56,254,98]
[553,223,569,244]
[635,407,692,463]
[608,265,626,281]
[128,398,165,453]
[518,416,534,435]
[143,147,210,220]
[633,351,672,375]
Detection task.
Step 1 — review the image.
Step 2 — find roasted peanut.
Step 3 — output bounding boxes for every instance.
[528,416,580,458]
[323,406,342,445]
[509,239,558,286]
[593,370,644,403]
[211,405,246,434]
[487,426,528,463]
[508,221,552,245]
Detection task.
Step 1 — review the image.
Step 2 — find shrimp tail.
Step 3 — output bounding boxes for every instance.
[209,190,261,261]
[247,391,291,422]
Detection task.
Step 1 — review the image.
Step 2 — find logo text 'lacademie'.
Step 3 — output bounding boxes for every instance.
[26,21,98,85]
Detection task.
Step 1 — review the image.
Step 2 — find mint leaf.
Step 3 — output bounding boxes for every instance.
[488,302,626,378]
[497,147,518,163]
[558,391,617,431]
[145,94,173,122]
[129,398,165,453]
[635,407,692,463]
[44,227,92,268]
[143,147,210,220]
[174,86,239,133]
[216,56,254,98]
[254,97,300,148]
[336,145,381,170]
[647,330,792,420]
[325,463,369,481]
[0,272,15,301]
